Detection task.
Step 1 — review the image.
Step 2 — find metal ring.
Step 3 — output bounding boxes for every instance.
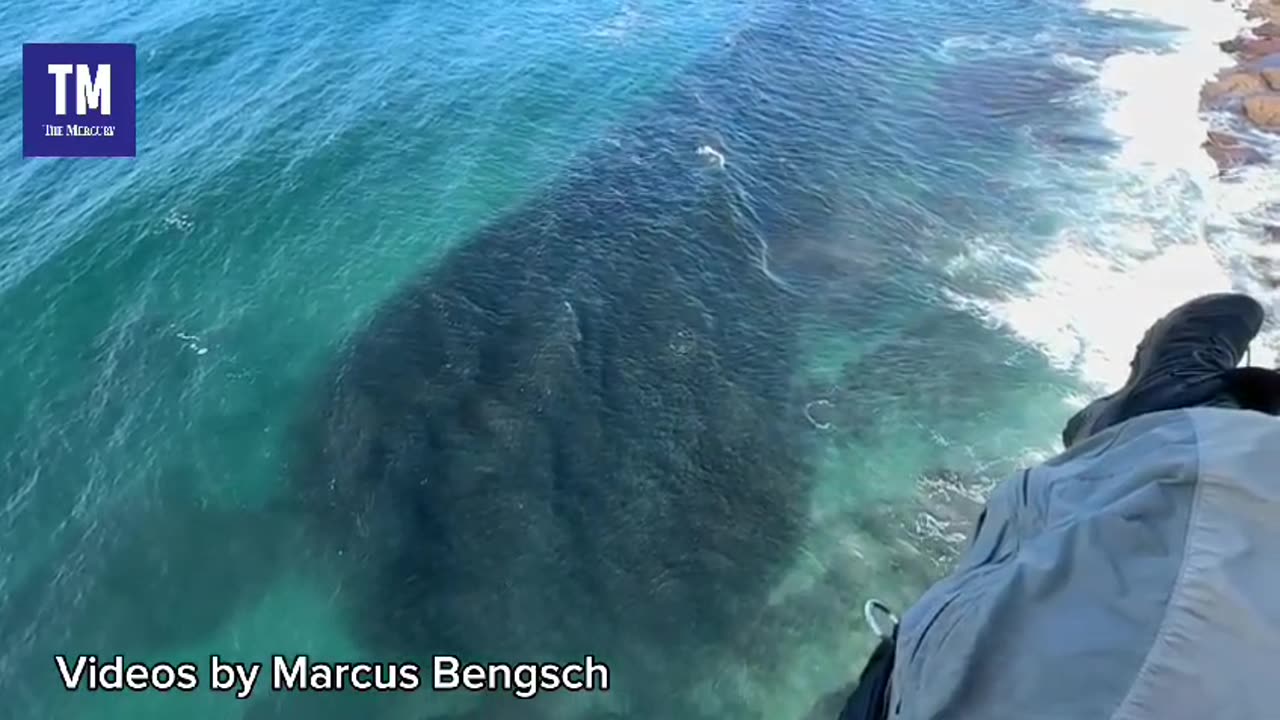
[864,598,899,640]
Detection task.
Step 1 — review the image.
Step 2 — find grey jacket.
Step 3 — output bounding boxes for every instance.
[890,408,1280,720]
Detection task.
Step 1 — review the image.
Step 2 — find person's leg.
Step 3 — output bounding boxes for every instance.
[1063,293,1279,448]
[834,631,896,720]
[835,293,1279,720]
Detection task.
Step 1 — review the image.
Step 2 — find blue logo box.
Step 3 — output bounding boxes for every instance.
[23,43,137,158]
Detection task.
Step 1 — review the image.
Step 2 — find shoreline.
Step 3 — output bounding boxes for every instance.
[1200,0,1280,295]
[1201,0,1280,172]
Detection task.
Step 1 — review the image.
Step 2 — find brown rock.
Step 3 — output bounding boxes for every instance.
[1256,21,1280,38]
[1202,131,1267,170]
[1202,72,1268,103]
[1247,0,1280,22]
[1241,36,1280,59]
[1264,69,1280,91]
[1244,93,1280,128]
[1206,130,1246,147]
[1221,36,1248,54]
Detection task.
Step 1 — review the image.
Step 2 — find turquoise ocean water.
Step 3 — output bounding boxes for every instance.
[2,0,1276,719]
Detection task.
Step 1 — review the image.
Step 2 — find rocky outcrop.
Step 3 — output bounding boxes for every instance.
[1205,1,1280,301]
[1244,94,1280,127]
[1202,131,1268,170]
[1202,71,1269,105]
[1247,0,1280,22]
[1201,1,1280,173]
[1241,36,1280,59]
[1221,36,1250,54]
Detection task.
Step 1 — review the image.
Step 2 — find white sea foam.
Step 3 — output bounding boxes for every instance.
[696,144,726,168]
[1051,52,1100,76]
[966,0,1280,390]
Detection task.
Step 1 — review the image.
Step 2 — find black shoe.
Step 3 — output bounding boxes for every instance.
[1062,293,1267,448]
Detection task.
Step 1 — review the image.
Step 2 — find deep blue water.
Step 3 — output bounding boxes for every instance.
[0,0,1212,718]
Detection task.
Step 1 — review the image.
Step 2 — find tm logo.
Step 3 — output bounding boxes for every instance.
[48,63,113,116]
[23,43,136,158]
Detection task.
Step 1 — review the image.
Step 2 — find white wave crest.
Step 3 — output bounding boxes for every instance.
[965,0,1280,389]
